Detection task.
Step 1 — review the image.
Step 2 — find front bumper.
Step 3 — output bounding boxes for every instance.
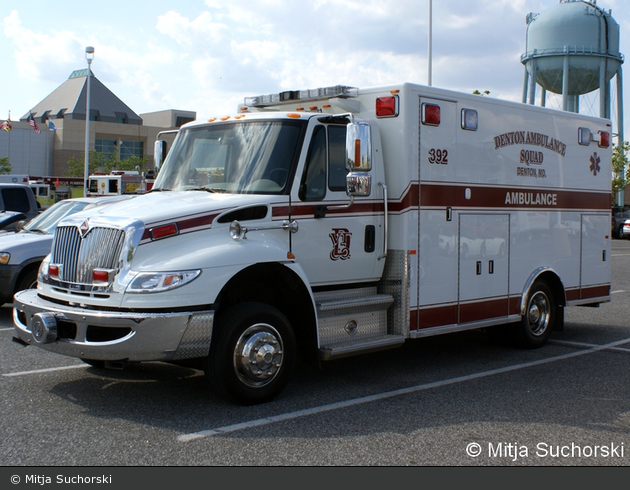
[13,289,214,362]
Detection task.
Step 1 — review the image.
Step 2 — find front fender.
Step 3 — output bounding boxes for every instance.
[119,226,295,309]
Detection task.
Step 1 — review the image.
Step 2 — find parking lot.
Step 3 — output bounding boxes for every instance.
[1,239,630,466]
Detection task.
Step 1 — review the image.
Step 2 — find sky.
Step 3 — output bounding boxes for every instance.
[1,0,629,138]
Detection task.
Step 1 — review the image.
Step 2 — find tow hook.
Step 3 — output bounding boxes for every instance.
[31,312,58,344]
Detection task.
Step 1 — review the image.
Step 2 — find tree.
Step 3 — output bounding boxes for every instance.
[64,151,150,177]
[0,156,11,175]
[611,141,630,205]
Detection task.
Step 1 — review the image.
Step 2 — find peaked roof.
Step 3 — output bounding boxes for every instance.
[22,70,142,124]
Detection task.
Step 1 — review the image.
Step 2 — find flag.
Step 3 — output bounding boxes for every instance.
[48,120,57,132]
[29,113,40,133]
[1,112,12,132]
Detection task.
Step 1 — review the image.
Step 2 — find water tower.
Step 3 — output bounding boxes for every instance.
[521,0,623,144]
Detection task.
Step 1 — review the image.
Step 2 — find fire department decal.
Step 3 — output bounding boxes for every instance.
[330,228,352,260]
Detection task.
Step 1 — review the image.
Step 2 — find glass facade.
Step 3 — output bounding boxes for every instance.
[95,138,144,159]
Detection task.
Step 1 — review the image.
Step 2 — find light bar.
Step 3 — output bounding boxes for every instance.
[244,85,358,107]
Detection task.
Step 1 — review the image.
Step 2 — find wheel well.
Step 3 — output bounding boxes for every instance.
[214,263,318,362]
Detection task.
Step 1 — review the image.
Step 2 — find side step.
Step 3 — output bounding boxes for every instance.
[314,287,404,361]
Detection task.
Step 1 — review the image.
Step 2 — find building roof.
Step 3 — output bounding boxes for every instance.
[21,70,142,125]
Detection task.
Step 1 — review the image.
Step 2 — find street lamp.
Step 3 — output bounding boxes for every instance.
[84,46,95,196]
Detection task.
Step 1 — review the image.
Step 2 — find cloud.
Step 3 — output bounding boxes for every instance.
[3,10,83,83]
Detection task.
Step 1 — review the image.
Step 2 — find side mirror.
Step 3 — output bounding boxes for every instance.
[154,140,167,170]
[345,121,372,171]
[345,121,372,197]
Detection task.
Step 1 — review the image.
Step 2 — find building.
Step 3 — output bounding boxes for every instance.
[0,69,195,177]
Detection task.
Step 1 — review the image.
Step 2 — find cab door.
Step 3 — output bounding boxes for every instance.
[290,121,385,286]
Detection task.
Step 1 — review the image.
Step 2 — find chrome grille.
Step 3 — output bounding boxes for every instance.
[52,226,126,284]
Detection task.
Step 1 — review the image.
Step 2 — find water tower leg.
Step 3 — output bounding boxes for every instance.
[522,66,530,104]
[562,52,570,112]
[528,62,537,105]
[599,57,610,119]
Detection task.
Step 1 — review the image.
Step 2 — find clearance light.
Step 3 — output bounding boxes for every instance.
[422,103,441,126]
[599,131,610,148]
[127,270,201,293]
[150,223,179,240]
[376,95,399,118]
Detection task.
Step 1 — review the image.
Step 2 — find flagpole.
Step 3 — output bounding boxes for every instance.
[84,46,95,197]
[428,0,432,87]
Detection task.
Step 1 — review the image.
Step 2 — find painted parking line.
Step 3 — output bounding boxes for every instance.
[178,336,630,442]
[3,365,86,377]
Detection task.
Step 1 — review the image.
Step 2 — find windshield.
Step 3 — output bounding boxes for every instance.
[23,200,90,234]
[153,120,305,194]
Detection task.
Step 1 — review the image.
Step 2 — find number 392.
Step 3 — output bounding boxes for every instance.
[428,148,448,164]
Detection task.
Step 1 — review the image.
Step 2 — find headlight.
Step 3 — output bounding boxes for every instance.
[126,270,201,293]
[0,253,10,265]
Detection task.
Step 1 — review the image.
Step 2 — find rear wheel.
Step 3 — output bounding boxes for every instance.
[514,281,555,348]
[205,302,296,405]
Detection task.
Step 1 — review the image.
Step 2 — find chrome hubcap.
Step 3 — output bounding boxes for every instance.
[233,323,283,388]
[527,291,550,336]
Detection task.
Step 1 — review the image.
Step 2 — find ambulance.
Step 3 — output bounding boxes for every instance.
[86,170,154,197]
[13,83,612,404]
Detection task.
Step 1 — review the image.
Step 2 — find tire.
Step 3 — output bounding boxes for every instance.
[514,281,555,349]
[205,302,296,405]
[15,268,38,294]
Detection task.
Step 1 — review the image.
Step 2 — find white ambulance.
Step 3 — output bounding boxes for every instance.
[13,83,612,404]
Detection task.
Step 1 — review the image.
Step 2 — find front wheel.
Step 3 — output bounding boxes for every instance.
[514,281,555,348]
[205,302,296,405]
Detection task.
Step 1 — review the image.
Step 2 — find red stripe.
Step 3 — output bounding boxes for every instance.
[419,183,609,210]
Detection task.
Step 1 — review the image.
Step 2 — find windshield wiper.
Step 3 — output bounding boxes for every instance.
[185,187,228,193]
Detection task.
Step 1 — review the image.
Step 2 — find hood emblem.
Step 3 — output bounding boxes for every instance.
[79,219,90,238]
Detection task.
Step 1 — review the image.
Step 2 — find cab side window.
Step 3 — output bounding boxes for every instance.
[328,125,347,191]
[299,126,327,201]
[299,125,347,201]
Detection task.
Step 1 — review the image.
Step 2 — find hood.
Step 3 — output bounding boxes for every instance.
[62,190,284,229]
[0,230,53,254]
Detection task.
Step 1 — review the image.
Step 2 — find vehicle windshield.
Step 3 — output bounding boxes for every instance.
[153,120,305,194]
[23,200,91,234]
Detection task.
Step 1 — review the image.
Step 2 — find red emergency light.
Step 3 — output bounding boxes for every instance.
[599,131,610,148]
[422,103,441,126]
[376,96,399,117]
